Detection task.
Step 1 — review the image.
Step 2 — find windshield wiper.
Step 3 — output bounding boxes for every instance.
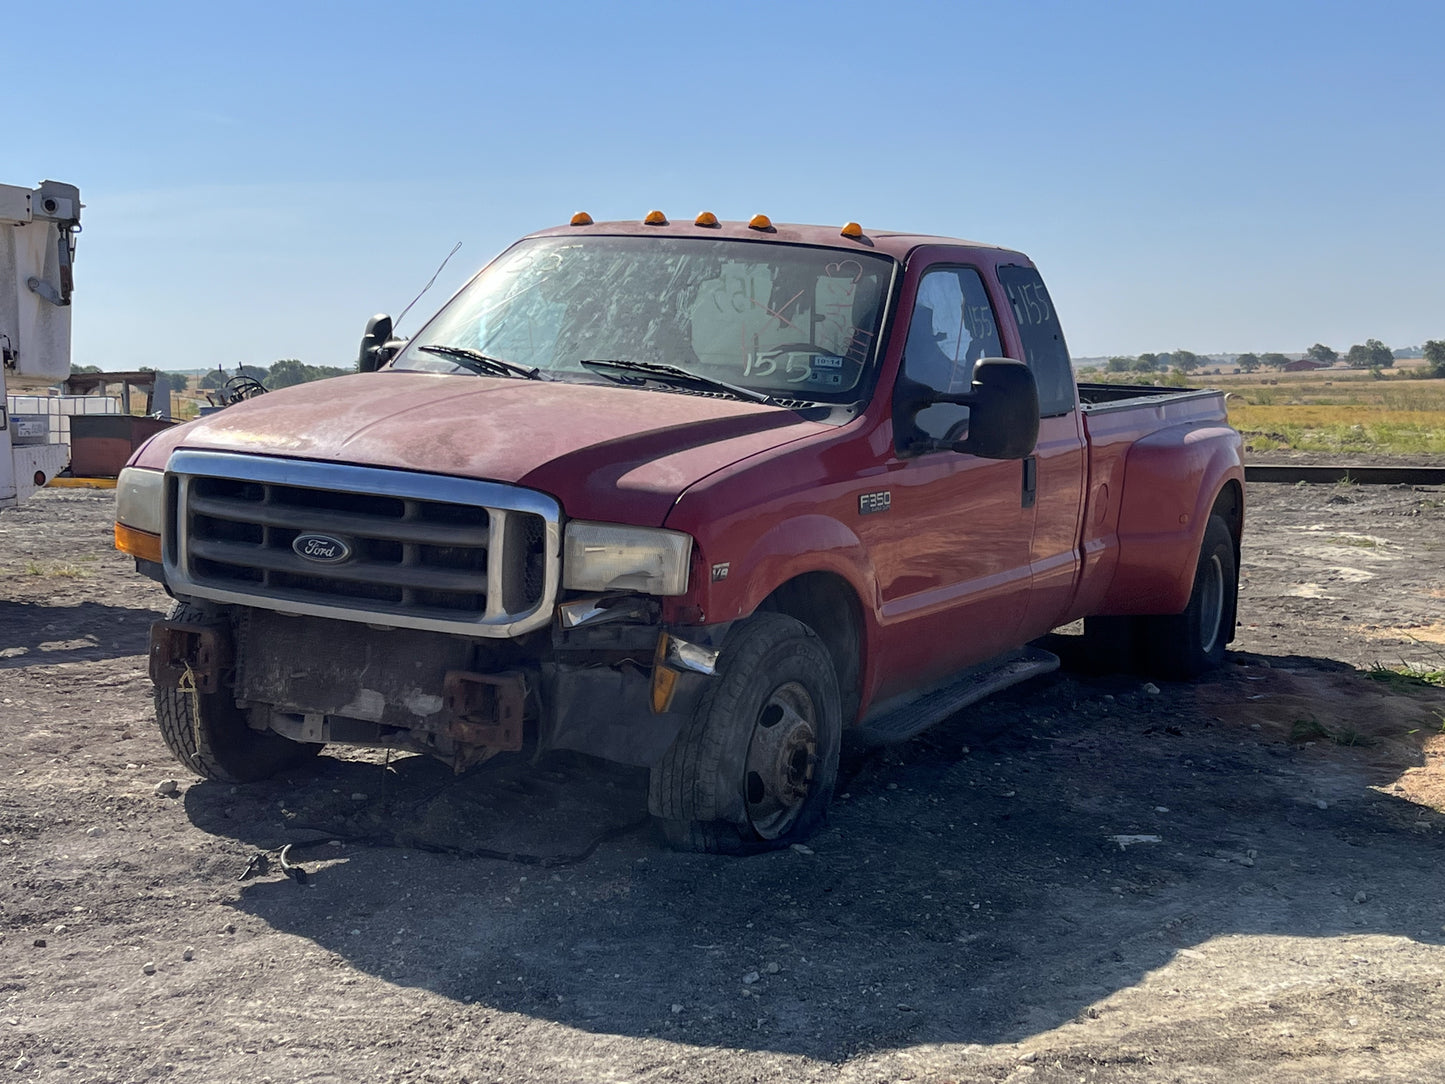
[579,359,775,404]
[417,344,544,381]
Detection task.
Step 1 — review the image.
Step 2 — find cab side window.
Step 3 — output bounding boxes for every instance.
[903,268,1002,393]
[996,265,1074,417]
[894,267,1003,453]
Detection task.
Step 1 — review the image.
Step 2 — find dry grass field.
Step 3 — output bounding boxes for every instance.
[1088,363,1445,456]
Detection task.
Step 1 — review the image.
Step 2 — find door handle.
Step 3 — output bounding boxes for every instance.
[1021,456,1037,509]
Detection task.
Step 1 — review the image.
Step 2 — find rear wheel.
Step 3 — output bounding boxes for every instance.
[154,602,322,782]
[1138,514,1236,680]
[649,613,841,854]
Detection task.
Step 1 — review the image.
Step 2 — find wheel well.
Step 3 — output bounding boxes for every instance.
[1211,480,1243,547]
[1210,480,1244,643]
[758,572,864,725]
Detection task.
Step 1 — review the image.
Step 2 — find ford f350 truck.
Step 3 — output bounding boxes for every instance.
[115,213,1243,852]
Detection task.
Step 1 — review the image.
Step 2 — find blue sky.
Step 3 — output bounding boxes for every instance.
[10,0,1443,370]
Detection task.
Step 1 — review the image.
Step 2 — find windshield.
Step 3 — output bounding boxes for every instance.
[392,235,894,403]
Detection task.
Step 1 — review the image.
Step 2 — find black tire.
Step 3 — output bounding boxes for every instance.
[649,613,842,854]
[154,602,322,782]
[1138,514,1237,680]
[1077,614,1139,674]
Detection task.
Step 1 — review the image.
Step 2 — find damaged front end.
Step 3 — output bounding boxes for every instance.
[148,600,724,772]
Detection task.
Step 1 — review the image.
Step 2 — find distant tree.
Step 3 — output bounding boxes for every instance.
[263,359,351,390]
[1171,349,1201,373]
[265,358,311,390]
[1260,352,1289,370]
[1306,343,1338,364]
[1236,352,1261,373]
[1106,356,1133,373]
[69,363,102,375]
[1135,352,1160,371]
[1346,340,1393,369]
[1423,340,1445,378]
[200,364,269,389]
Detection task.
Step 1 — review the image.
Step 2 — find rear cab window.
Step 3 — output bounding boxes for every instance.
[996,265,1075,416]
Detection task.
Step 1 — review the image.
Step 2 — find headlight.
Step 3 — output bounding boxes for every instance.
[562,522,692,595]
[115,467,165,536]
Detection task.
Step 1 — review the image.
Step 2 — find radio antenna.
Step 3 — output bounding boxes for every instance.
[393,241,463,333]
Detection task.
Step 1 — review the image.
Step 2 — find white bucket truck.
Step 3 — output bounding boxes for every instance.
[1,179,81,509]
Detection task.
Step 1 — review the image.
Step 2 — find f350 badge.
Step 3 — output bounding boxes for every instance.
[858,491,891,515]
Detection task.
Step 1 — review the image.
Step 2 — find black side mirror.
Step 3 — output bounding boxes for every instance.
[357,314,393,373]
[912,357,1039,460]
[959,358,1039,459]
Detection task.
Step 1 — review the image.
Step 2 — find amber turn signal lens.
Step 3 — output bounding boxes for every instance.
[694,211,719,227]
[569,211,594,226]
[651,632,679,712]
[115,522,162,563]
[643,210,668,225]
[651,664,680,714]
[747,213,773,230]
[840,221,863,239]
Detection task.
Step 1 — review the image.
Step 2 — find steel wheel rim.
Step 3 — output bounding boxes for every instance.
[1199,552,1225,655]
[743,681,818,839]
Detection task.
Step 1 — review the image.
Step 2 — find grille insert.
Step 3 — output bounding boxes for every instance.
[164,452,561,637]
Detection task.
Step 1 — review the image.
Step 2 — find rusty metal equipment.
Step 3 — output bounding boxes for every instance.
[149,620,231,694]
[443,670,527,753]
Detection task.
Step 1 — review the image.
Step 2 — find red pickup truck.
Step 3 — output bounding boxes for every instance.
[115,214,1243,853]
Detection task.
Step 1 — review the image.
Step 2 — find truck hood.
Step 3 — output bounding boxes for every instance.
[136,371,832,524]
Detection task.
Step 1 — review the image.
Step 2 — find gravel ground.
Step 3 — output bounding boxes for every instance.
[1,481,1443,1083]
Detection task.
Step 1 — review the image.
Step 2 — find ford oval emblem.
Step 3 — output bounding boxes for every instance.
[292,533,353,564]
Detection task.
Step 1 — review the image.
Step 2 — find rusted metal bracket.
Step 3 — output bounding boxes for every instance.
[149,621,231,694]
[443,670,526,752]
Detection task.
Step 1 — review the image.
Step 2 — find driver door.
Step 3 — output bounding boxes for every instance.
[865,263,1036,697]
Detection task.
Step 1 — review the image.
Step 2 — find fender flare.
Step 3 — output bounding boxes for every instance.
[1107,423,1244,615]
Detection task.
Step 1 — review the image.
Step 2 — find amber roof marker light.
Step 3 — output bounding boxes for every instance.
[694,211,720,228]
[569,211,594,226]
[840,221,864,239]
[644,210,669,225]
[748,213,774,231]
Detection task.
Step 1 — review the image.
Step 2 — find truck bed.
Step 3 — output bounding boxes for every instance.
[1066,380,1241,626]
[1076,381,1225,414]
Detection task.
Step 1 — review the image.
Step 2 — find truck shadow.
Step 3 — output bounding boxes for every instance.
[0,600,163,669]
[191,652,1445,1059]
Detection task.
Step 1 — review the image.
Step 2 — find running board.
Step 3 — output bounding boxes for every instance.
[856,646,1060,745]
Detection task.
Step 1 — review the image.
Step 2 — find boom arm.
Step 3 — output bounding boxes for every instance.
[1,179,81,391]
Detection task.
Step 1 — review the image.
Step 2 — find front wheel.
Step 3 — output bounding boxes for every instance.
[649,613,842,854]
[154,602,323,783]
[1139,514,1237,680]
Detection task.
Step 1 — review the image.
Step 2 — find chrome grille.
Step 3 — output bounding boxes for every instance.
[163,451,561,637]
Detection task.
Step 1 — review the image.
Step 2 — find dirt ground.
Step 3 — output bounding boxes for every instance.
[3,480,1444,1083]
